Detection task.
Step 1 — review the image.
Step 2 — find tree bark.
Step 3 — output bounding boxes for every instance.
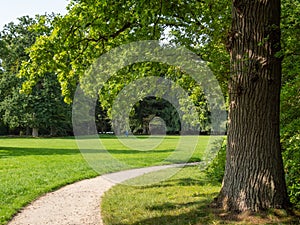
[32,127,39,137]
[26,126,31,136]
[215,0,289,211]
[50,127,57,136]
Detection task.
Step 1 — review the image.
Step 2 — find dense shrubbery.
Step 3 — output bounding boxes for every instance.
[205,139,226,183]
[281,75,300,208]
[282,133,300,208]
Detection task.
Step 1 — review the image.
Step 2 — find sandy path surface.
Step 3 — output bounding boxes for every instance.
[8,164,193,225]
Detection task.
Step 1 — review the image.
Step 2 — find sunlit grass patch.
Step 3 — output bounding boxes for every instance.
[101,166,300,225]
[101,166,221,225]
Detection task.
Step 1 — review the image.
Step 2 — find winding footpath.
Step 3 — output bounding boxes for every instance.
[8,163,195,225]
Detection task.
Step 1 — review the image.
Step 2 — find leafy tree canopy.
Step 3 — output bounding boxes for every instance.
[19,0,231,104]
[0,15,72,136]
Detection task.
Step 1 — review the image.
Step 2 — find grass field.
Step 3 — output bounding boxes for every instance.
[0,135,215,225]
[102,166,300,225]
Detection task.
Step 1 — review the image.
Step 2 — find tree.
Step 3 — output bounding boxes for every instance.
[0,15,72,136]
[214,0,289,211]
[129,97,181,135]
[0,16,41,135]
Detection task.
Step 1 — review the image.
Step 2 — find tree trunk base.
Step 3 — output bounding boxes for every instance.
[211,192,291,213]
[207,204,299,224]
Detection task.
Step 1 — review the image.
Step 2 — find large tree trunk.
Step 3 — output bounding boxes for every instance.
[215,0,289,211]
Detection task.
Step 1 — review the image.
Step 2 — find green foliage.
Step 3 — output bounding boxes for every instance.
[281,0,300,84]
[96,61,213,134]
[280,0,300,208]
[280,76,300,136]
[0,16,72,136]
[205,139,226,183]
[129,97,181,134]
[13,0,231,138]
[18,0,230,104]
[282,134,300,208]
[281,76,300,208]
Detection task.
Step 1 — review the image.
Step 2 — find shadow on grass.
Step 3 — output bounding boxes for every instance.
[113,198,223,225]
[0,146,176,157]
[147,193,218,211]
[0,146,80,157]
[107,149,175,154]
[99,135,183,140]
[114,200,300,225]
[0,136,75,139]
[72,135,182,140]
[138,177,219,189]
[164,158,202,164]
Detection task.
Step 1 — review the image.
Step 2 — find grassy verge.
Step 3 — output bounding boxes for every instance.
[0,135,213,225]
[101,166,300,225]
[101,166,220,225]
[0,137,97,225]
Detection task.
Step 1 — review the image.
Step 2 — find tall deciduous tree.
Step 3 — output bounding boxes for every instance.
[214,0,289,211]
[0,16,72,136]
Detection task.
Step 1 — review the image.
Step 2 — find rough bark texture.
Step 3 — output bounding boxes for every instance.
[215,0,289,212]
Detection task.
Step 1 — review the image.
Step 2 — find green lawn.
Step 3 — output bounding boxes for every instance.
[76,135,217,173]
[0,137,97,225]
[102,166,220,225]
[102,166,300,225]
[0,135,216,225]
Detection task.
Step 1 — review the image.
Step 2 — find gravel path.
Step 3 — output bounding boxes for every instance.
[8,163,195,225]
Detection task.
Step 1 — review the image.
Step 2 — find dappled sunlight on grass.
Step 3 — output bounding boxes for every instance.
[101,166,221,225]
[101,166,300,225]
